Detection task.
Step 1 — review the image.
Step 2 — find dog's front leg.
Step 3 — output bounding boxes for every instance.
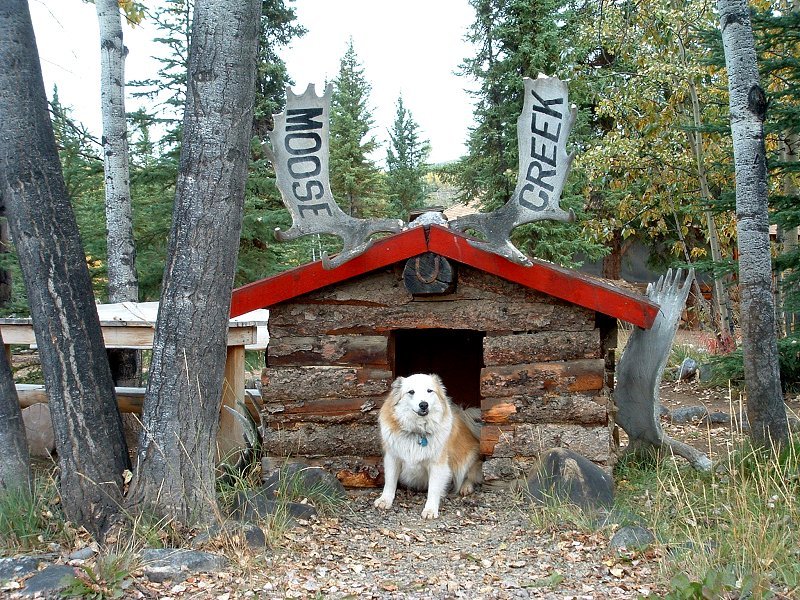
[421,464,451,519]
[374,453,401,510]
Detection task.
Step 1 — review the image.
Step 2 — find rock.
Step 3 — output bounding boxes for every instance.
[609,525,656,550]
[676,357,698,381]
[261,463,347,501]
[230,488,317,522]
[190,521,268,549]
[140,548,227,583]
[0,556,40,581]
[522,448,613,510]
[67,546,96,561]
[669,405,709,424]
[701,411,731,426]
[21,403,55,457]
[20,564,76,597]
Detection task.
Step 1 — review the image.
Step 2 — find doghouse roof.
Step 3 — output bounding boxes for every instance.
[231,225,659,329]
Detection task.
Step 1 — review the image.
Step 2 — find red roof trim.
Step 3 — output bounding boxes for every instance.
[426,225,658,329]
[230,227,428,317]
[230,225,659,329]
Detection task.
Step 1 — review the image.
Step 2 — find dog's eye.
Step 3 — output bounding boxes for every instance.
[427,389,433,393]
[407,389,415,396]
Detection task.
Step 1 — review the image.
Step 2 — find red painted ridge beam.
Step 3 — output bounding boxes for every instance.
[426,225,659,329]
[230,226,428,317]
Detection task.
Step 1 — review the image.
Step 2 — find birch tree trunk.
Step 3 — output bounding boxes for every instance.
[126,0,260,525]
[717,0,788,447]
[96,0,140,386]
[0,0,130,536]
[0,330,32,494]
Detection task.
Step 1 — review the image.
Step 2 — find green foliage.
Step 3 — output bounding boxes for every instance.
[453,0,607,266]
[385,95,431,219]
[0,472,72,553]
[329,40,388,219]
[706,333,800,391]
[62,554,136,600]
[616,433,800,597]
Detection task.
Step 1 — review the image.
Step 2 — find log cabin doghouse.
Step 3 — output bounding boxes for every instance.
[231,225,659,488]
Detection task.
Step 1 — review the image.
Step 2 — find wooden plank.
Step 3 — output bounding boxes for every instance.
[487,423,610,463]
[483,330,601,365]
[262,366,392,402]
[427,225,659,329]
[230,226,428,316]
[268,300,593,337]
[481,393,607,425]
[263,396,383,424]
[262,422,383,456]
[480,359,605,398]
[268,335,388,367]
[17,383,145,414]
[218,346,248,462]
[0,323,257,349]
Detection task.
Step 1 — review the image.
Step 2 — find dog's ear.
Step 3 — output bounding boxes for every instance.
[430,374,447,397]
[390,376,405,405]
[391,376,405,392]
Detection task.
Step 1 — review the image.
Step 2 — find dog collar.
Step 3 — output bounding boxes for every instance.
[419,435,428,447]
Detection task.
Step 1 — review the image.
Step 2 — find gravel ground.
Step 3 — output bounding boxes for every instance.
[218,488,664,600]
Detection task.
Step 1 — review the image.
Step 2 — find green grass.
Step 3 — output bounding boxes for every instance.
[614,435,800,598]
[62,553,138,599]
[0,470,73,553]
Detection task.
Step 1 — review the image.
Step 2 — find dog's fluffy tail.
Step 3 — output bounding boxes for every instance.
[462,406,483,439]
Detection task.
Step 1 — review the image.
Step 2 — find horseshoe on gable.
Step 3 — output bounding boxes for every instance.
[402,252,456,296]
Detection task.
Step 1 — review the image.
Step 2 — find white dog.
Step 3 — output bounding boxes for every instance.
[374,373,483,519]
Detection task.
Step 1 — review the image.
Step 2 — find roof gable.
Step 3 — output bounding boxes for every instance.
[231,225,659,329]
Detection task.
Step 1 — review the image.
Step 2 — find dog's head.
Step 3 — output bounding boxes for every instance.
[389,373,448,425]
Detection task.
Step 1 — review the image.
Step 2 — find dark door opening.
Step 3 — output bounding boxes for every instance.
[392,329,484,409]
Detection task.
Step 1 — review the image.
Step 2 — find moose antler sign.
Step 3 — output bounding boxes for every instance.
[266,75,577,269]
[450,75,576,265]
[265,84,403,269]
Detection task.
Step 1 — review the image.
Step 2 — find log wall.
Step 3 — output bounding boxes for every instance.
[260,263,615,487]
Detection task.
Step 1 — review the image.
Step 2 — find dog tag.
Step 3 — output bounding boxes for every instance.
[419,436,428,447]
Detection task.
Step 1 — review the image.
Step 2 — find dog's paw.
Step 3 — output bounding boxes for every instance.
[459,481,475,496]
[374,496,394,510]
[421,506,439,520]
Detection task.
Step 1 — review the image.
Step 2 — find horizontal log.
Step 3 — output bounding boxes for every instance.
[480,359,605,398]
[268,335,389,367]
[483,331,601,365]
[262,366,392,402]
[263,423,383,456]
[269,300,594,337]
[481,393,607,425]
[263,396,383,425]
[481,423,609,463]
[18,384,145,414]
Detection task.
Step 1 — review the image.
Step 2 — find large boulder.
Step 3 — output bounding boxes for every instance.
[522,448,613,510]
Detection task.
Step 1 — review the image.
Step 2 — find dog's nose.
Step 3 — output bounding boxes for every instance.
[419,401,429,411]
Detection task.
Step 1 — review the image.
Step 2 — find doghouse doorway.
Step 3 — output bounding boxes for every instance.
[391,329,484,408]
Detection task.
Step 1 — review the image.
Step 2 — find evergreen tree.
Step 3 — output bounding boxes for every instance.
[455,0,605,266]
[385,95,430,219]
[329,40,386,218]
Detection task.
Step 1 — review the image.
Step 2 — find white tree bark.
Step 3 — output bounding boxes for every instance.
[717,0,788,446]
[96,0,137,303]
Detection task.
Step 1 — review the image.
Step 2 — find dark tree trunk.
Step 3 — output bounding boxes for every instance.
[0,330,32,493]
[125,0,260,525]
[718,0,788,447]
[0,218,12,306]
[0,0,130,537]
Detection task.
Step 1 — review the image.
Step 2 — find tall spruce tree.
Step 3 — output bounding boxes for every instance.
[385,95,430,219]
[329,40,385,218]
[456,0,605,266]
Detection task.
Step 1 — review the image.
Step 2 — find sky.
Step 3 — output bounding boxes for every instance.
[29,0,478,165]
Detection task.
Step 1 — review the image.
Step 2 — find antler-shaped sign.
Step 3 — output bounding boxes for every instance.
[451,75,577,266]
[266,84,403,269]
